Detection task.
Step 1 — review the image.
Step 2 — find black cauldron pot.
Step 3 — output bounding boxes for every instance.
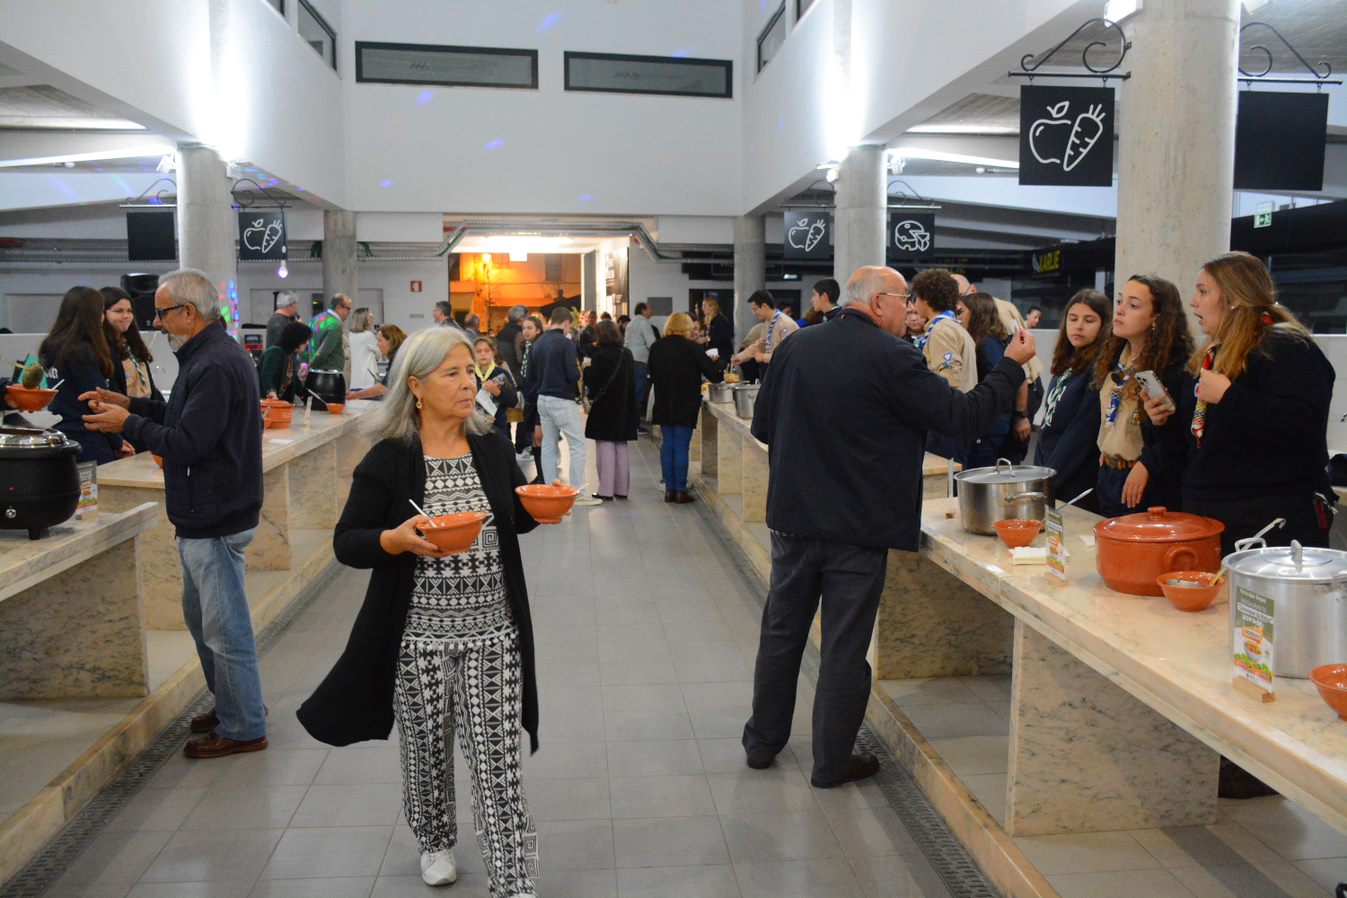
[0,426,81,540]
[305,368,346,409]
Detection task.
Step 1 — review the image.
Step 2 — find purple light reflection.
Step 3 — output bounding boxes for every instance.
[416,90,433,105]
[536,11,562,31]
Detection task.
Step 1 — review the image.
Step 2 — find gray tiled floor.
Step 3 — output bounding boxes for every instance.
[41,440,954,898]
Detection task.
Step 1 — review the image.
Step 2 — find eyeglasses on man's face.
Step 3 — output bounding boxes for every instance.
[875,291,910,303]
[153,303,189,320]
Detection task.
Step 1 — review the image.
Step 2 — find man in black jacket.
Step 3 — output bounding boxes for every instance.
[525,307,601,507]
[741,265,1037,788]
[84,268,268,760]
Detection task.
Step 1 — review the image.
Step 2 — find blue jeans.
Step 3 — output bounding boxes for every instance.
[632,362,649,422]
[660,425,694,492]
[178,529,266,742]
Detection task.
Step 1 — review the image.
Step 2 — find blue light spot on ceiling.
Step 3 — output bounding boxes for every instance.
[579,193,594,203]
[296,186,307,192]
[416,90,433,105]
[537,11,562,31]
[380,178,394,188]
[44,174,78,200]
[777,115,785,130]
[147,196,163,205]
[672,48,691,58]
[485,138,505,150]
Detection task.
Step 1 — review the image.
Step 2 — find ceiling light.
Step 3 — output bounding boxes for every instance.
[510,250,528,262]
[0,144,176,170]
[886,147,1019,170]
[277,262,289,279]
[1104,0,1141,22]
[907,123,1020,136]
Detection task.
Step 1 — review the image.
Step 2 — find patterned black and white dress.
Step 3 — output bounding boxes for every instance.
[393,454,538,898]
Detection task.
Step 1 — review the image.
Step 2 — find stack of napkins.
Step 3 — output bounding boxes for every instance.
[1009,547,1049,565]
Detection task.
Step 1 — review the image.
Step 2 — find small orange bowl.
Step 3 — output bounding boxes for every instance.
[6,385,58,412]
[1156,570,1223,612]
[419,510,489,554]
[1310,664,1347,721]
[325,403,345,415]
[516,484,580,523]
[151,453,163,468]
[994,519,1043,549]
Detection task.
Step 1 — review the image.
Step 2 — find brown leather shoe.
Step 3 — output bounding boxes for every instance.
[674,491,695,504]
[190,705,267,734]
[189,709,218,734]
[184,732,268,759]
[810,752,880,788]
[664,490,676,503]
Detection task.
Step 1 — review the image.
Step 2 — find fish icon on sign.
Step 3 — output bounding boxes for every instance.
[892,220,931,253]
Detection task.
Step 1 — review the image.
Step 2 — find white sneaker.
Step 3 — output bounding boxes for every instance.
[573,495,603,507]
[420,849,458,886]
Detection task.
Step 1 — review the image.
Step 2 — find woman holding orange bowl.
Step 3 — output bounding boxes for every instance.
[300,326,551,896]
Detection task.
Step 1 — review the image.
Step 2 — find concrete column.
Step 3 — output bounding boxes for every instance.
[582,250,598,312]
[733,214,765,345]
[322,209,359,304]
[833,144,887,284]
[1115,0,1240,314]
[176,143,236,298]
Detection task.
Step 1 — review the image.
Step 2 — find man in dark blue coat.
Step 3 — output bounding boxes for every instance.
[84,268,267,760]
[741,265,1038,787]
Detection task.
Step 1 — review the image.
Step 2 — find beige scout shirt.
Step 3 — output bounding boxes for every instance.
[923,316,978,393]
[1096,349,1144,461]
[755,310,799,362]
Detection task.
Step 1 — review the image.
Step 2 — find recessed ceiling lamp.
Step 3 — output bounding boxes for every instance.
[1103,0,1141,22]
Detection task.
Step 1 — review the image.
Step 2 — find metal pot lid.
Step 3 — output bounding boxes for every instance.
[1094,506,1224,543]
[0,426,76,451]
[308,369,343,375]
[1225,542,1347,581]
[955,458,1055,484]
[732,383,759,391]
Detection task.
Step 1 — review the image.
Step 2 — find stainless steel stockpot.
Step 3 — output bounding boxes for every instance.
[732,384,760,420]
[1223,539,1347,679]
[707,382,734,403]
[953,458,1055,535]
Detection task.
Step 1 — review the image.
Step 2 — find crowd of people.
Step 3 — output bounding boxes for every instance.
[18,254,1330,893]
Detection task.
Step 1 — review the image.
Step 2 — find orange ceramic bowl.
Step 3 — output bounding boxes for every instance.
[1309,664,1347,721]
[326,403,345,415]
[419,510,488,554]
[6,385,58,412]
[1156,570,1222,612]
[151,453,164,468]
[994,518,1043,549]
[516,484,580,523]
[260,399,294,429]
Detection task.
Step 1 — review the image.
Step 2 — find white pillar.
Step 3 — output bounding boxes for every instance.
[176,143,237,304]
[1115,0,1240,312]
[733,214,766,344]
[833,144,886,283]
[322,209,358,304]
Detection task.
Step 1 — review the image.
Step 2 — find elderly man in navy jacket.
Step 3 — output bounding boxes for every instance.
[741,265,1037,787]
[84,268,267,760]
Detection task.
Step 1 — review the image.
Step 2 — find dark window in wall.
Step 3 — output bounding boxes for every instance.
[757,4,787,72]
[796,0,817,18]
[355,42,538,89]
[265,0,284,15]
[564,52,732,99]
[298,0,336,71]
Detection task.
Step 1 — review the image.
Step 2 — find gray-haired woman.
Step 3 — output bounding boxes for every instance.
[299,326,555,897]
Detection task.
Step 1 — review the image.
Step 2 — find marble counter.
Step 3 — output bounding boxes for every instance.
[98,401,377,629]
[0,503,157,699]
[919,498,1347,836]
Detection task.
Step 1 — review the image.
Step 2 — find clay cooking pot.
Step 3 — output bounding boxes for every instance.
[1094,506,1224,596]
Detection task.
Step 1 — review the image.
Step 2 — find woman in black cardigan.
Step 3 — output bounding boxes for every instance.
[701,296,734,370]
[647,311,722,503]
[584,319,638,500]
[298,326,552,896]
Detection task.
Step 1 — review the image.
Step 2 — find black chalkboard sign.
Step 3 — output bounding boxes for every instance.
[1234,91,1327,191]
[782,209,831,260]
[237,211,287,261]
[126,211,176,262]
[886,212,936,261]
[1018,85,1115,187]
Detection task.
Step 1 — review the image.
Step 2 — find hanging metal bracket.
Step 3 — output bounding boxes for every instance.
[1238,22,1340,87]
[118,177,177,209]
[231,178,291,210]
[1008,17,1131,83]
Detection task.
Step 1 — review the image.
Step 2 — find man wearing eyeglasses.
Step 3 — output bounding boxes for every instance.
[82,269,267,759]
[308,293,351,377]
[741,265,1036,790]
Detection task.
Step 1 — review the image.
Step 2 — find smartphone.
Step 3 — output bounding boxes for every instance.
[1135,370,1174,408]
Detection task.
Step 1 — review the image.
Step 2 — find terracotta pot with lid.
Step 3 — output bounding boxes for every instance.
[1094,506,1224,596]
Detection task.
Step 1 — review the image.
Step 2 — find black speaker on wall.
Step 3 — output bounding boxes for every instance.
[121,273,160,329]
[126,211,176,262]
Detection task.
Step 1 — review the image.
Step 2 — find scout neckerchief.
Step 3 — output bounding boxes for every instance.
[917,309,957,354]
[1042,369,1073,428]
[1104,349,1133,427]
[1190,344,1216,447]
[764,310,785,355]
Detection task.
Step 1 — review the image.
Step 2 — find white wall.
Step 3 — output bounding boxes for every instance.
[339,0,742,216]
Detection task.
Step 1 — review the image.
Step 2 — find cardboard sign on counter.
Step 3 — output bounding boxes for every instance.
[76,461,98,520]
[1233,586,1276,702]
[1045,509,1067,580]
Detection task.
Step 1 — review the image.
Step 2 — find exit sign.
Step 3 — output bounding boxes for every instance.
[1254,202,1273,229]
